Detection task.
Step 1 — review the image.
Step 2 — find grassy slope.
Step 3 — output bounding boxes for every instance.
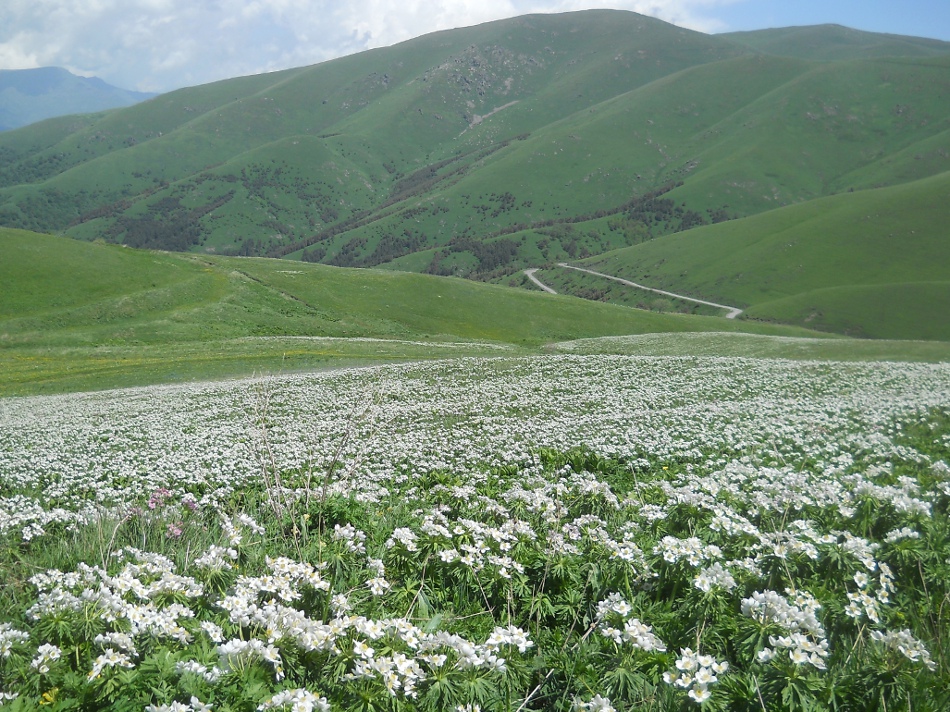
[301,52,950,273]
[0,11,742,236]
[720,24,950,60]
[2,229,843,396]
[553,331,950,362]
[1,12,948,280]
[577,171,950,338]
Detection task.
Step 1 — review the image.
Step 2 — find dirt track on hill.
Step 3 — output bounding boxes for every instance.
[554,263,743,318]
[523,268,558,294]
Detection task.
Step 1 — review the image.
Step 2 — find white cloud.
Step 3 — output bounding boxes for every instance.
[0,0,740,93]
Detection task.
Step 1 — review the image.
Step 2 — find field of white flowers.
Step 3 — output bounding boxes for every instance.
[1,354,949,711]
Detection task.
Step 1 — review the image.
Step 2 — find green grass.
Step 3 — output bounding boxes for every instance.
[2,228,849,396]
[720,24,950,61]
[0,338,515,397]
[578,171,950,339]
[745,282,950,339]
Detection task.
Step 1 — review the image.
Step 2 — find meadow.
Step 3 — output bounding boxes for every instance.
[2,228,855,398]
[1,352,948,710]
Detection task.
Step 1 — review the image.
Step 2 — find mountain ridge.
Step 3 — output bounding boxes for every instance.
[0,67,155,131]
[0,9,947,307]
[720,24,950,60]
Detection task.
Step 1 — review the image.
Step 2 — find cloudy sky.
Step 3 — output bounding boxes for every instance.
[2,0,948,94]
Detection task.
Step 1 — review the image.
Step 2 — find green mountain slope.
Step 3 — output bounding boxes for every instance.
[0,10,947,285]
[2,227,837,395]
[318,52,950,276]
[720,25,950,61]
[568,171,950,339]
[0,11,741,236]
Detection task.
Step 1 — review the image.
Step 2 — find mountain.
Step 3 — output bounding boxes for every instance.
[0,67,155,131]
[720,24,950,60]
[0,10,947,295]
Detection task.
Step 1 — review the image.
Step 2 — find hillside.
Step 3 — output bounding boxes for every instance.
[0,67,154,131]
[546,170,950,339]
[720,24,950,60]
[2,227,841,395]
[0,10,948,285]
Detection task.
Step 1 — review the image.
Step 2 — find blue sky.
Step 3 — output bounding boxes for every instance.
[1,1,948,94]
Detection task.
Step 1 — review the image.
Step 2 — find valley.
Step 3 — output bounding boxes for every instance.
[0,11,946,342]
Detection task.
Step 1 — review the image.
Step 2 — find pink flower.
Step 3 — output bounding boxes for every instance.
[148,488,173,510]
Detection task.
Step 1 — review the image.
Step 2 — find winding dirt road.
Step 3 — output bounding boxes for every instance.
[558,263,742,318]
[525,263,742,318]
[523,268,558,294]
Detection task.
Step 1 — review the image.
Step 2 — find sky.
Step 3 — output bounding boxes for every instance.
[1,0,948,94]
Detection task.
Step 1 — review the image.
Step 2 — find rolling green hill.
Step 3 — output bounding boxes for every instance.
[4,227,848,396]
[720,25,950,61]
[0,10,947,286]
[559,170,950,339]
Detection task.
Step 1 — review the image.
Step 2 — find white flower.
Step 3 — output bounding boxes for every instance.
[688,686,712,703]
[870,629,936,671]
[331,594,350,614]
[258,689,330,712]
[200,621,225,643]
[190,698,213,712]
[367,577,390,596]
[31,643,62,674]
[88,648,134,680]
[354,640,375,659]
[588,694,616,712]
[666,649,727,701]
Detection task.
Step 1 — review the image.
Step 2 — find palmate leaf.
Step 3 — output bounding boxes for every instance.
[463,672,501,708]
[602,664,651,704]
[718,672,766,712]
[553,587,587,627]
[420,669,466,712]
[547,554,583,587]
[529,592,556,621]
[779,671,828,712]
[734,618,782,663]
